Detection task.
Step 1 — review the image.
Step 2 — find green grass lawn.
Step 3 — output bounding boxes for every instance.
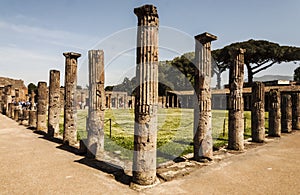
[60,108,269,164]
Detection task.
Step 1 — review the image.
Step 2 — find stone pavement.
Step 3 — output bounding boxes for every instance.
[0,113,300,194]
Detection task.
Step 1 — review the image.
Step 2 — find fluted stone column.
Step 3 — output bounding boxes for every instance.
[251,82,265,142]
[132,4,159,186]
[292,93,300,130]
[228,48,245,151]
[87,50,105,158]
[37,81,47,132]
[268,89,281,137]
[48,70,61,137]
[193,32,217,161]
[63,52,81,146]
[281,94,292,133]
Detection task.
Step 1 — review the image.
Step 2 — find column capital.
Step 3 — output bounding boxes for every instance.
[63,52,81,59]
[195,32,217,44]
[134,4,158,18]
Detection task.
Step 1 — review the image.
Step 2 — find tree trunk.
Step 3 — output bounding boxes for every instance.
[216,72,221,89]
[246,63,253,83]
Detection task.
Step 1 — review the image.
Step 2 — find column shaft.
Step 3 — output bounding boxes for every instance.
[37,81,47,132]
[193,32,217,161]
[87,50,105,158]
[133,4,159,186]
[48,70,61,137]
[268,89,281,137]
[251,82,265,142]
[228,49,245,150]
[281,94,292,133]
[63,52,81,146]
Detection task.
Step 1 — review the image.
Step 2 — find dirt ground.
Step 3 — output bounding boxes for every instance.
[0,114,299,194]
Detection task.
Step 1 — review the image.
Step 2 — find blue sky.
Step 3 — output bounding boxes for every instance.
[0,0,300,87]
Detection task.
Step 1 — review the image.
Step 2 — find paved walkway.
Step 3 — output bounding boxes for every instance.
[0,114,300,194]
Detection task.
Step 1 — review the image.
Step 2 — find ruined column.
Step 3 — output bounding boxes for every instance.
[37,81,48,132]
[292,93,300,130]
[228,48,245,151]
[268,89,281,137]
[87,50,105,158]
[132,4,159,186]
[5,85,12,116]
[30,91,35,110]
[251,82,265,142]
[80,91,85,109]
[281,94,292,133]
[48,70,61,137]
[63,52,81,146]
[193,32,217,161]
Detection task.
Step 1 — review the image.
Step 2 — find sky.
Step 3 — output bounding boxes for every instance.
[0,0,300,87]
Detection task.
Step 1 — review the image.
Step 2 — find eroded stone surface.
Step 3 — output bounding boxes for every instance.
[37,81,47,132]
[251,82,265,142]
[281,94,292,133]
[193,32,217,161]
[48,70,61,137]
[228,48,245,150]
[132,4,159,186]
[87,50,105,158]
[63,52,81,147]
[269,89,281,137]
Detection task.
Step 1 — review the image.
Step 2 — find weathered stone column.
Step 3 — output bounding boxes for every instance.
[281,94,292,133]
[37,81,48,132]
[5,85,12,116]
[132,4,159,186]
[251,82,265,142]
[80,91,85,109]
[87,50,105,158]
[228,48,245,151]
[63,52,81,146]
[29,110,37,128]
[48,70,61,137]
[292,93,300,130]
[30,91,35,110]
[268,89,281,137]
[193,32,217,161]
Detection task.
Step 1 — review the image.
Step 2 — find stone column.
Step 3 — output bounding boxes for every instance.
[30,91,35,110]
[251,82,265,142]
[108,94,112,109]
[80,91,85,109]
[281,94,292,133]
[48,70,61,137]
[193,32,217,161]
[268,89,281,137]
[228,48,245,151]
[87,50,105,158]
[116,94,119,109]
[63,52,81,146]
[29,110,37,128]
[37,81,48,132]
[5,85,12,116]
[132,4,159,186]
[292,93,300,130]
